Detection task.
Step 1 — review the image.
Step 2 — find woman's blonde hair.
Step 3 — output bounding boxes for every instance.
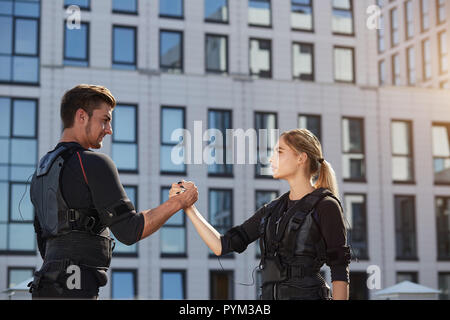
[280,129,340,199]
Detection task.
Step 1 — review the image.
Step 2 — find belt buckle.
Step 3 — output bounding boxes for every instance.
[68,209,78,222]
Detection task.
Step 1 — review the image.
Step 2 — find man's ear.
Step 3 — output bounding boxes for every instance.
[75,108,88,123]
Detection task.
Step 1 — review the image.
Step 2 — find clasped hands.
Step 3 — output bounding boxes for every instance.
[169,180,198,210]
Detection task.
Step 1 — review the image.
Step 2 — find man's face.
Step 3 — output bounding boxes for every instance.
[84,102,113,149]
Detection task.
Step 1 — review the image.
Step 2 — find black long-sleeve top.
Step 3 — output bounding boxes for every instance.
[220,194,350,283]
[34,142,144,259]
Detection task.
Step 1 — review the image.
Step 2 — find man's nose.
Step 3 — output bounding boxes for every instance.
[105,123,113,135]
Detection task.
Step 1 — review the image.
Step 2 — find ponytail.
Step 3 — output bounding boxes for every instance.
[314,159,340,200]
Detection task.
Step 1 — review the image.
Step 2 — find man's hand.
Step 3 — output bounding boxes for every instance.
[170,180,198,209]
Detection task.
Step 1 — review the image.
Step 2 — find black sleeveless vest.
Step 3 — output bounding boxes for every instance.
[259,188,342,300]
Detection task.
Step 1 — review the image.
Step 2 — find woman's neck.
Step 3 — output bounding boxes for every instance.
[287,175,315,201]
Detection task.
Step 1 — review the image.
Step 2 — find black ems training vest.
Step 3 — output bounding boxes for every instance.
[29,145,114,296]
[259,188,344,300]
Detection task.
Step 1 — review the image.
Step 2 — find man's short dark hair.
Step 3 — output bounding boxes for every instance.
[61,84,116,129]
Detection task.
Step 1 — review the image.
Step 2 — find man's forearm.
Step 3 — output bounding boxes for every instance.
[139,197,182,240]
[332,281,349,300]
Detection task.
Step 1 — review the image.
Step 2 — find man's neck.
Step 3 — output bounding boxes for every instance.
[60,129,87,149]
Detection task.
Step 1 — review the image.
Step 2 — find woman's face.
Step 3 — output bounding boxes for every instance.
[270,137,306,180]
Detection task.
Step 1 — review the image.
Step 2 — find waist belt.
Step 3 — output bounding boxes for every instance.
[45,231,114,269]
[261,256,320,283]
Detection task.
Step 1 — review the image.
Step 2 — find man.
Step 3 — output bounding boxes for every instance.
[29,84,198,299]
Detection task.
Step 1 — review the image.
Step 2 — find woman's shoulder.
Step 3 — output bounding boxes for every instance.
[316,194,343,214]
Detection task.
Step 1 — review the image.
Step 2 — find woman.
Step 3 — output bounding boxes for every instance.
[170,129,351,300]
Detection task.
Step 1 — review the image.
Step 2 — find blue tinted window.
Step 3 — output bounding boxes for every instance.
[207,109,232,175]
[161,271,184,299]
[209,189,232,235]
[160,107,185,173]
[113,26,136,69]
[13,99,36,137]
[64,0,89,9]
[14,19,37,55]
[111,186,138,254]
[0,0,40,84]
[205,0,228,22]
[112,105,137,171]
[206,35,228,73]
[113,0,137,13]
[160,30,183,72]
[249,0,271,26]
[64,22,88,66]
[112,271,136,299]
[160,187,185,255]
[15,1,40,17]
[0,98,37,252]
[160,0,183,18]
[0,16,13,54]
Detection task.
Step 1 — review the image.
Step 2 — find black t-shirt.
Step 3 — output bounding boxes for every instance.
[36,142,144,249]
[220,193,350,283]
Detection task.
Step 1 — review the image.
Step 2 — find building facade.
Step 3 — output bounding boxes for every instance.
[0,0,450,300]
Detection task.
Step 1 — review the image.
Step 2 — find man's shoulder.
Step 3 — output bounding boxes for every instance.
[77,150,116,171]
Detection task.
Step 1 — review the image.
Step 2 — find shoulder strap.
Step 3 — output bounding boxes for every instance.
[275,188,333,243]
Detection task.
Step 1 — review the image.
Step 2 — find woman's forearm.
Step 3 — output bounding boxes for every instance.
[185,205,222,256]
[332,281,349,300]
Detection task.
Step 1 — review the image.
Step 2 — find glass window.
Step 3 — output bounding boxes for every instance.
[377,14,385,52]
[437,0,446,24]
[433,123,450,184]
[404,0,414,39]
[349,272,369,300]
[64,22,89,67]
[291,0,313,31]
[292,42,314,81]
[438,273,450,300]
[206,34,228,74]
[207,109,233,176]
[249,38,272,78]
[160,0,183,18]
[391,120,414,182]
[111,270,136,299]
[407,47,416,85]
[344,194,368,260]
[298,114,321,142]
[379,60,386,86]
[396,272,418,284]
[64,0,90,10]
[254,190,278,257]
[0,0,40,84]
[112,0,137,14]
[160,107,186,174]
[161,270,185,299]
[210,270,233,299]
[342,117,365,181]
[160,187,186,256]
[113,26,136,70]
[209,189,232,242]
[436,197,450,260]
[332,0,354,35]
[334,47,354,83]
[8,268,33,288]
[390,8,399,47]
[421,0,429,32]
[392,53,400,86]
[205,0,228,22]
[0,97,37,253]
[255,112,277,177]
[394,196,417,260]
[160,30,183,73]
[248,0,271,27]
[111,186,138,255]
[422,38,431,80]
[439,31,447,74]
[112,104,138,172]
